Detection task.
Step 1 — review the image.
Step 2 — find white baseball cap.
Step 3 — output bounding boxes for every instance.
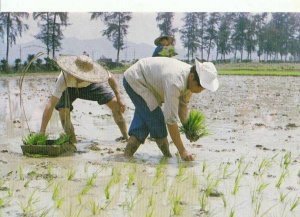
[195,59,219,92]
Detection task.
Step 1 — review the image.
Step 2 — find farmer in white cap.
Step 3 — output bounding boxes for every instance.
[39,55,128,150]
[123,57,219,161]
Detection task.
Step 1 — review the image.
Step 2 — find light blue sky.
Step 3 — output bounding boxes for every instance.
[19,13,184,48]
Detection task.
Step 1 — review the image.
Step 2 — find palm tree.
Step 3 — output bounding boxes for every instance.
[0,12,29,63]
[156,12,177,36]
[33,12,69,58]
[91,12,132,63]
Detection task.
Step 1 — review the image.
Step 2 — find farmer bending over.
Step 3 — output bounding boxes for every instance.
[123,57,219,161]
[39,55,128,149]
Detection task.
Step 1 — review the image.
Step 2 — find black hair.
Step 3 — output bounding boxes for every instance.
[190,65,201,86]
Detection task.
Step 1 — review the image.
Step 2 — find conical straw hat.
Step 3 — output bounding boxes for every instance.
[56,55,109,83]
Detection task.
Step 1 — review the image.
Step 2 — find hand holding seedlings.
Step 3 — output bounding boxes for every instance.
[180,109,209,142]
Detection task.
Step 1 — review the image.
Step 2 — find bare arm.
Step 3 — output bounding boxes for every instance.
[108,73,125,113]
[39,96,59,134]
[167,123,194,161]
[178,102,188,124]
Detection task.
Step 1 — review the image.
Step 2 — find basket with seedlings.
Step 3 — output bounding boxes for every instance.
[21,133,74,157]
[180,109,209,142]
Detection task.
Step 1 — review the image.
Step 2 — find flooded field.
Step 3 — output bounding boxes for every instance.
[0,74,299,217]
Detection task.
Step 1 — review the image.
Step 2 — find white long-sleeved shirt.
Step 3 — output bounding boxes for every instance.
[124,57,192,124]
[52,72,91,98]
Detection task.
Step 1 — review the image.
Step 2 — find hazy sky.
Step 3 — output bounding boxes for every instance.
[19,12,184,48]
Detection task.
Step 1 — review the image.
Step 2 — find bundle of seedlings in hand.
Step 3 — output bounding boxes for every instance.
[180,110,209,141]
[159,46,177,57]
[23,133,48,146]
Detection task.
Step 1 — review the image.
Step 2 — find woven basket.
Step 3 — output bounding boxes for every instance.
[21,140,73,157]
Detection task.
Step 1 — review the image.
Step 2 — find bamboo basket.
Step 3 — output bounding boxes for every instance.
[21,139,73,157]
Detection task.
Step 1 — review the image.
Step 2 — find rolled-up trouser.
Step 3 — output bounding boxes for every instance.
[123,77,167,143]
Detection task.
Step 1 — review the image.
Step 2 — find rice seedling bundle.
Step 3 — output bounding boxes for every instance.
[180,110,209,141]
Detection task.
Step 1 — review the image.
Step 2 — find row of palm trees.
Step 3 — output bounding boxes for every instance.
[1,12,300,68]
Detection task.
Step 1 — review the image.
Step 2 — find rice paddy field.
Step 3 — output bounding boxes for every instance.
[0,73,299,217]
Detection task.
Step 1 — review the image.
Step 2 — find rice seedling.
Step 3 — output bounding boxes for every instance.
[7,184,14,197]
[191,172,198,188]
[276,169,288,188]
[171,193,183,216]
[19,190,38,216]
[176,162,186,181]
[55,197,64,209]
[22,133,49,146]
[137,180,143,195]
[38,207,51,217]
[256,158,273,177]
[290,197,300,212]
[146,207,154,217]
[86,172,97,188]
[202,160,207,173]
[254,195,263,217]
[111,166,121,184]
[199,192,208,212]
[221,194,227,208]
[52,183,62,201]
[122,196,136,213]
[154,163,164,184]
[158,46,177,57]
[24,180,31,188]
[180,109,209,141]
[19,165,25,181]
[0,198,5,208]
[80,185,91,196]
[257,182,269,194]
[282,152,291,170]
[205,173,221,197]
[279,191,289,203]
[148,191,154,207]
[127,171,135,189]
[89,200,103,216]
[104,181,112,200]
[232,173,242,196]
[77,193,83,205]
[229,208,235,217]
[67,168,76,181]
[222,163,231,179]
[47,163,54,182]
[162,177,168,192]
[54,133,72,145]
[260,204,278,217]
[67,202,83,217]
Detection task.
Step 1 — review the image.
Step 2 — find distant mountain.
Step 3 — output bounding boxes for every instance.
[0,37,187,64]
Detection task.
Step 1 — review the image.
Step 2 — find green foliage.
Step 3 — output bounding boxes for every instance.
[158,46,177,57]
[180,109,209,141]
[23,133,48,146]
[54,134,72,145]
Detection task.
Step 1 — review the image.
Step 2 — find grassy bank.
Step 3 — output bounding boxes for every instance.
[1,63,300,77]
[218,70,300,76]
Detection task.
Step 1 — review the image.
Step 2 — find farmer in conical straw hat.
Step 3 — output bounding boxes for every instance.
[123,57,219,161]
[39,55,128,150]
[152,35,177,57]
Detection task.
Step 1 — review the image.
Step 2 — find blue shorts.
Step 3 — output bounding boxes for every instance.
[123,77,167,143]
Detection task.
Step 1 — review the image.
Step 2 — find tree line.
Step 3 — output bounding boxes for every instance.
[0,12,300,72]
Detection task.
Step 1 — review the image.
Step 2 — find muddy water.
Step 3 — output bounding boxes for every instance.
[0,74,299,217]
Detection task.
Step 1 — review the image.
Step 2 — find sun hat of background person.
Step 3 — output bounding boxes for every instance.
[195,58,219,92]
[56,55,109,83]
[154,35,175,46]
